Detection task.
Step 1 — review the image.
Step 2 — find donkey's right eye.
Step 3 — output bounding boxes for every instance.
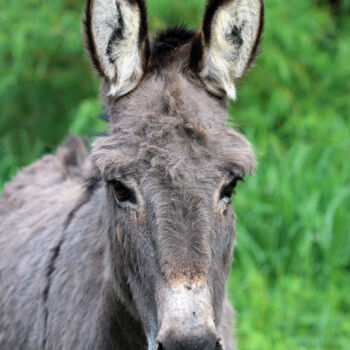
[112,181,136,204]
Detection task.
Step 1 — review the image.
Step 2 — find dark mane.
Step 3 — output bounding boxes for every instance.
[150,26,195,67]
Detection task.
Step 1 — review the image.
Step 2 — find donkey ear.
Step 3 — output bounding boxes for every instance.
[191,0,264,100]
[84,0,149,97]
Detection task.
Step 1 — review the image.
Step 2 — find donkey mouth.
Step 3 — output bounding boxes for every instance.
[153,336,224,350]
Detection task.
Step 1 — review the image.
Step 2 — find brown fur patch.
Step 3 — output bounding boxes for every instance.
[169,276,206,291]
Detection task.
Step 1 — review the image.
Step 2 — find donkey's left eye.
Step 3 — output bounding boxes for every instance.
[112,181,136,204]
[220,177,243,200]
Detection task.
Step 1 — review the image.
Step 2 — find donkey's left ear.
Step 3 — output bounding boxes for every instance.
[84,0,149,97]
[190,0,264,100]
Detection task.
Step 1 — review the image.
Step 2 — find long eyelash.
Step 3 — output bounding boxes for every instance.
[236,176,245,184]
[219,175,244,200]
[227,176,244,187]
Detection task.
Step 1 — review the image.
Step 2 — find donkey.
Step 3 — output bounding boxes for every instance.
[0,0,264,349]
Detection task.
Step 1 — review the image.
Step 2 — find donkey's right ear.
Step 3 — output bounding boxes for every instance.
[84,0,149,97]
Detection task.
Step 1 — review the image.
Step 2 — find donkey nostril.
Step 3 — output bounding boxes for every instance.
[156,342,164,350]
[216,338,224,350]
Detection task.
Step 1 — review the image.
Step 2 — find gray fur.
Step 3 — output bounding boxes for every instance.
[0,1,264,349]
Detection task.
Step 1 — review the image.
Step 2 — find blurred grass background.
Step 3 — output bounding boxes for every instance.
[0,0,349,348]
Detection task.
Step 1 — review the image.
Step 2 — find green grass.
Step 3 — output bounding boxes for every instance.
[228,270,350,349]
[1,0,349,348]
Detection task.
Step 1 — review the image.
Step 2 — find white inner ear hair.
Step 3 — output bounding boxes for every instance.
[200,0,261,100]
[92,0,143,97]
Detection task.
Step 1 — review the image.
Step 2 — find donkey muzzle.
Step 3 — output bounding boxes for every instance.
[154,284,224,350]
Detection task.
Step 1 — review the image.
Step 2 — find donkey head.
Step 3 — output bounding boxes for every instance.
[84,0,264,349]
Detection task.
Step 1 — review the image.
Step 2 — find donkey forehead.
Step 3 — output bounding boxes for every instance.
[92,114,255,183]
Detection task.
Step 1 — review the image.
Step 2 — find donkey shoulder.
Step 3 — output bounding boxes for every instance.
[0,136,91,349]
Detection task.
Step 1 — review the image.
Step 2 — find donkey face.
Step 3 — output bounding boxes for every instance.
[85,0,264,349]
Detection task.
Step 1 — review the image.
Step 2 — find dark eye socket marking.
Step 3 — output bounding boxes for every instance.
[220,176,244,200]
[111,180,137,205]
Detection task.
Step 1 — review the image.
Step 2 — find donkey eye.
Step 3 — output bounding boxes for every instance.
[112,181,136,204]
[220,177,243,200]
